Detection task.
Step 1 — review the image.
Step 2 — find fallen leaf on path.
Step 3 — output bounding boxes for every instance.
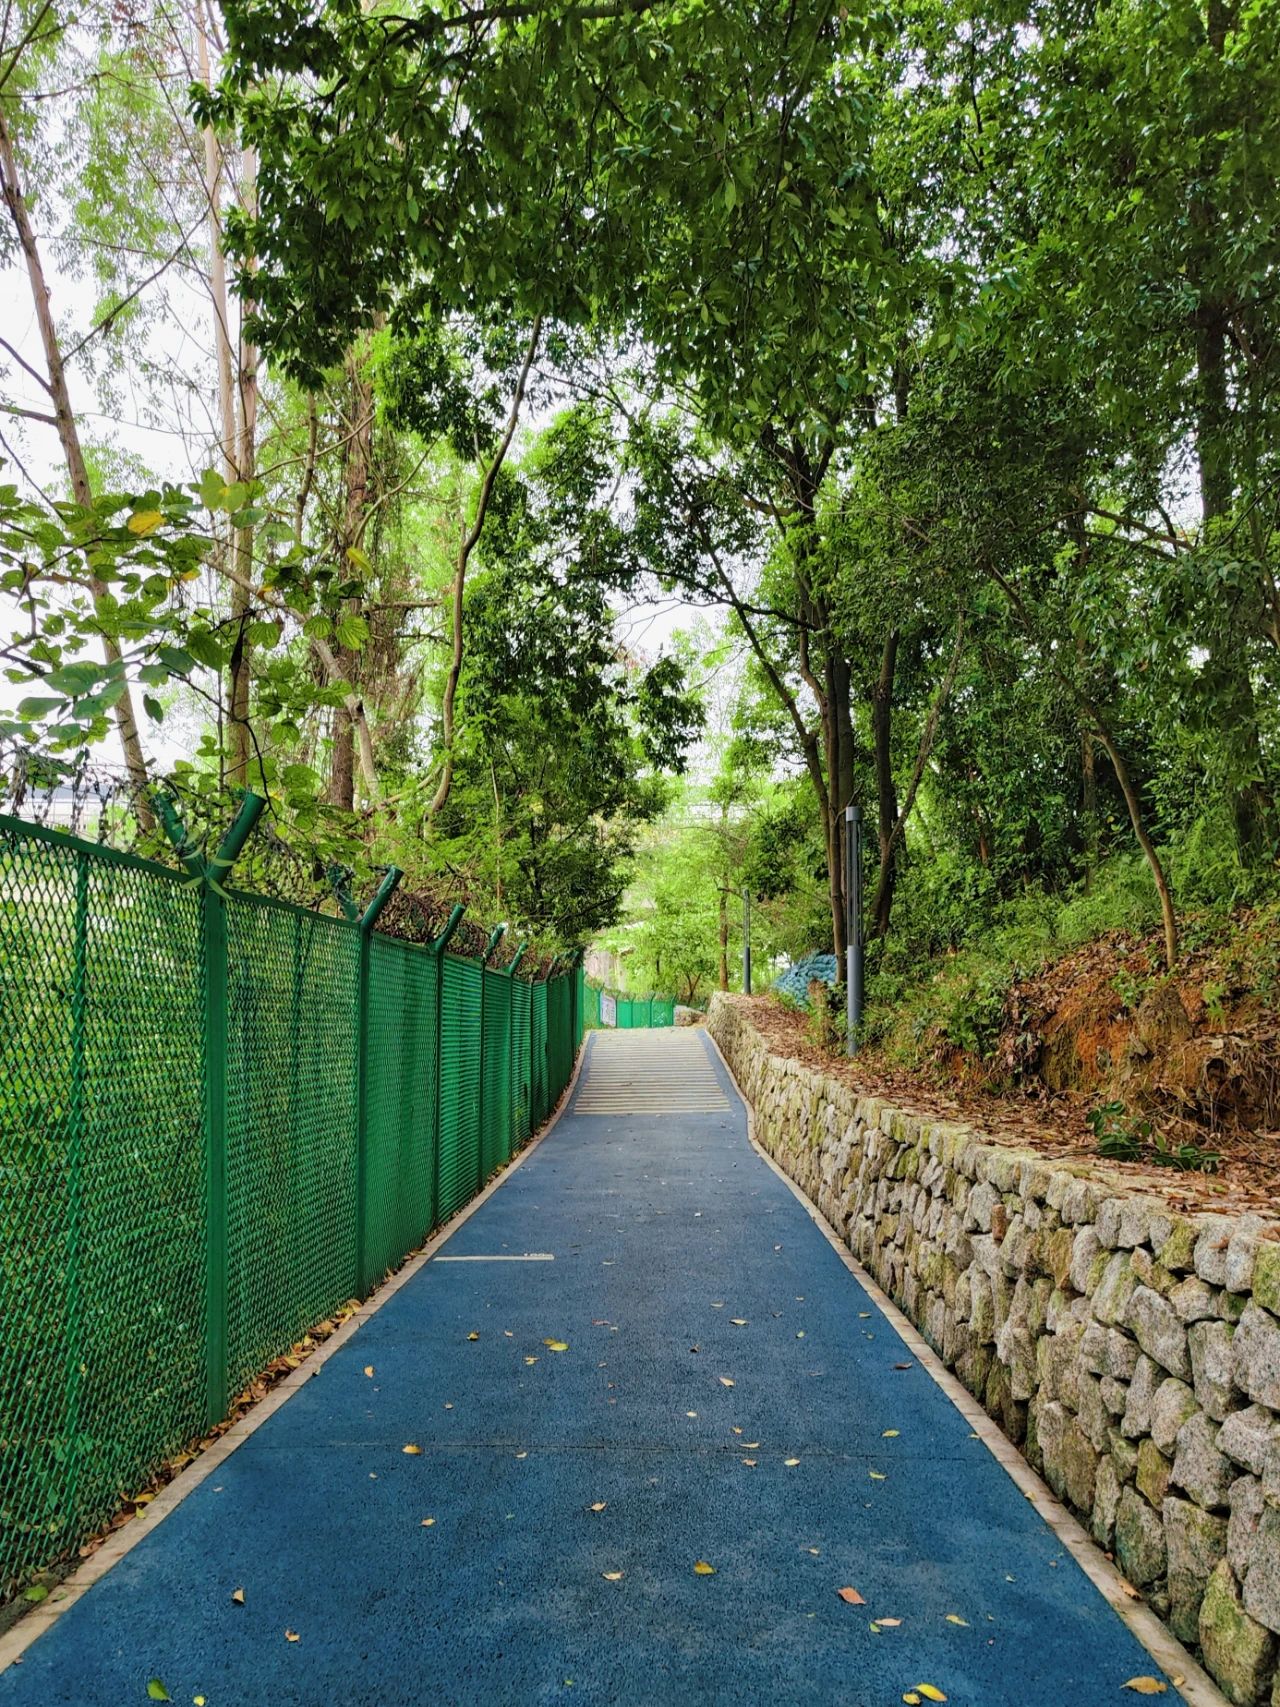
[364,1366,375,1377]
[796,1331,806,1339]
[403,1444,422,1455]
[194,1697,206,1705]
[903,1695,921,1705]
[882,1430,900,1438]
[718,1377,735,1388]
[285,1629,300,1643]
[22,1586,47,1604]
[525,1356,538,1365]
[837,1587,866,1605]
[1117,1580,1140,1599]
[421,1518,436,1527]
[711,1302,724,1309]
[515,1451,528,1460]
[543,1339,569,1352]
[685,1411,698,1419]
[916,1688,946,1703]
[467,1332,480,1342]
[231,1587,245,1605]
[693,1560,716,1575]
[732,1427,743,1435]
[807,1548,820,1556]
[945,1615,967,1626]
[869,1470,886,1480]
[602,1571,624,1582]
[741,1458,757,1467]
[589,1502,607,1513]
[878,1617,902,1627]
[858,1312,871,1319]
[1122,1681,1167,1696]
[146,1683,170,1702]
[893,1363,913,1371]
[785,1458,800,1467]
[731,1319,748,1327]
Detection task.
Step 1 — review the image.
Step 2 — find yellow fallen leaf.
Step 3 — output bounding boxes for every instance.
[285,1630,300,1643]
[1122,1682,1167,1696]
[1117,1579,1140,1599]
[543,1339,569,1352]
[1171,1680,1184,1690]
[693,1560,716,1575]
[421,1518,435,1527]
[731,1319,748,1326]
[602,1571,624,1581]
[403,1444,422,1455]
[364,1366,375,1377]
[231,1587,245,1605]
[916,1689,946,1703]
[870,1470,886,1480]
[903,1696,921,1706]
[194,1697,206,1705]
[589,1502,607,1513]
[467,1332,480,1342]
[945,1614,968,1626]
[878,1617,902,1627]
[785,1457,800,1467]
[525,1356,538,1365]
[718,1377,735,1388]
[883,1429,900,1438]
[837,1587,865,1605]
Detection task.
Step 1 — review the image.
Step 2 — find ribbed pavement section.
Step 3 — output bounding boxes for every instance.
[0,1028,1193,1706]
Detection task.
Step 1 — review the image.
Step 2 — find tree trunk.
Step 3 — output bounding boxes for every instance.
[0,106,153,825]
[870,630,900,938]
[228,144,259,789]
[329,342,374,810]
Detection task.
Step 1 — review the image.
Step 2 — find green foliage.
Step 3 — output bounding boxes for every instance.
[1086,1102,1220,1175]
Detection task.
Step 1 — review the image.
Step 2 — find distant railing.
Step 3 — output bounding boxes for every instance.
[583,984,677,1029]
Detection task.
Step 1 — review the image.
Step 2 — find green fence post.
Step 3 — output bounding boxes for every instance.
[429,905,465,1229]
[478,925,506,1191]
[354,867,402,1299]
[157,788,265,1429]
[64,849,89,1523]
[505,943,527,1162]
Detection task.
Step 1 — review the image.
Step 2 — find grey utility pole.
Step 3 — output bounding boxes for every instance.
[742,886,752,995]
[844,803,863,1056]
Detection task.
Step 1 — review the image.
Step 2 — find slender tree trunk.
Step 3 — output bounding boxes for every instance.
[870,630,900,937]
[1193,0,1272,858]
[329,342,374,810]
[0,107,153,826]
[429,315,542,818]
[228,143,259,788]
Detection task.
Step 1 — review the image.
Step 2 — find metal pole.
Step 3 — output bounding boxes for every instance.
[845,803,863,1056]
[742,887,752,995]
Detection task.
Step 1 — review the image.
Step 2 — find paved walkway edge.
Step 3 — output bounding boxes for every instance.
[0,1045,590,1677]
[702,1027,1227,1707]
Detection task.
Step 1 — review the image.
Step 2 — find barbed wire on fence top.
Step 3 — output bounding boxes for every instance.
[0,743,582,964]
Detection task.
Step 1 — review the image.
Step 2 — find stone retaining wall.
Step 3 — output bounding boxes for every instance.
[708,993,1280,1706]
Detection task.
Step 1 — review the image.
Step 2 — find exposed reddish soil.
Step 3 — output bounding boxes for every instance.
[734,985,1280,1220]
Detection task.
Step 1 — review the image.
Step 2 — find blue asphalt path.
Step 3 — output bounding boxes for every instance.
[2,1029,1185,1707]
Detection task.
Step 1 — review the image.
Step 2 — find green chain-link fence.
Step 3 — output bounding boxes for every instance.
[0,807,584,1604]
[583,984,678,1029]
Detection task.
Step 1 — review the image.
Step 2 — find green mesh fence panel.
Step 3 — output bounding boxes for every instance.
[224,896,359,1397]
[365,935,437,1284]
[0,821,204,1601]
[652,998,676,1026]
[584,983,601,1029]
[511,978,531,1145]
[480,967,511,1180]
[530,981,548,1127]
[547,977,570,1102]
[438,956,482,1219]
